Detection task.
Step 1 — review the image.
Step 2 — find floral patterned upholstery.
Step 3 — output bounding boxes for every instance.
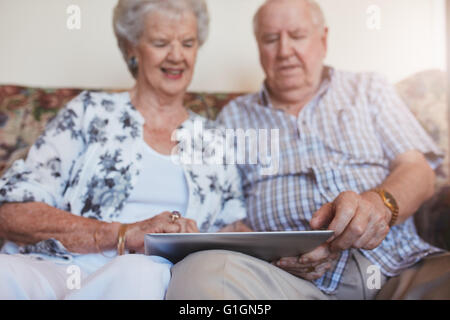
[0,86,243,177]
[0,70,448,249]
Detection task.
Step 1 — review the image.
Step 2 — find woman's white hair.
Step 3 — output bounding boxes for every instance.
[113,0,209,77]
[253,0,326,36]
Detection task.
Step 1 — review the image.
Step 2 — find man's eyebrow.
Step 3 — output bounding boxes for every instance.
[289,28,309,34]
[261,31,280,38]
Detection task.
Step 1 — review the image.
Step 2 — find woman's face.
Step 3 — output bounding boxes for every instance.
[133,10,199,99]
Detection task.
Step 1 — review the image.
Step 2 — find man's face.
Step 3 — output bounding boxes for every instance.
[255,0,328,97]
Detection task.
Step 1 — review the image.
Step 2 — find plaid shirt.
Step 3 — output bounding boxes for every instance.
[216,67,444,294]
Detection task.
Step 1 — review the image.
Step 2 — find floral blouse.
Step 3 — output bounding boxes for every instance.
[0,91,246,258]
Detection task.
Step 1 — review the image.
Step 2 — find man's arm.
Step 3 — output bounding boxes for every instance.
[274,150,435,280]
[311,149,435,252]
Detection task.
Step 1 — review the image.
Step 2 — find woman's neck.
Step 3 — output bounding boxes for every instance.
[129,85,189,128]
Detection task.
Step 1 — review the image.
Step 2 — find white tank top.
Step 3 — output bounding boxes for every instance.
[118,143,189,224]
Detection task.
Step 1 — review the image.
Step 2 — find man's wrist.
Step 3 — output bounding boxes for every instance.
[363,191,393,225]
[368,188,399,227]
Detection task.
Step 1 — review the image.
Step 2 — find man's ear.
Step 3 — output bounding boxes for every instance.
[321,27,329,58]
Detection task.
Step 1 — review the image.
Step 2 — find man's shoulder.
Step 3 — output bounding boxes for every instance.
[333,69,390,87]
[220,92,261,116]
[225,92,261,108]
[330,69,392,97]
[333,69,387,84]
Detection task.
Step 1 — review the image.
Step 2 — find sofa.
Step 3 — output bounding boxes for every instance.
[0,69,449,251]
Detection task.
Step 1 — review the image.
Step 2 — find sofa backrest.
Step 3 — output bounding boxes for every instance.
[0,69,448,189]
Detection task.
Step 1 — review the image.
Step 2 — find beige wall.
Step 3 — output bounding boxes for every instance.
[0,0,446,92]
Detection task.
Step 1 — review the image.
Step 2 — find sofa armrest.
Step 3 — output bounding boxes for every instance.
[414,186,450,251]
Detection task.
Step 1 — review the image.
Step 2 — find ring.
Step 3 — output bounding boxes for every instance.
[170,211,181,223]
[306,266,315,273]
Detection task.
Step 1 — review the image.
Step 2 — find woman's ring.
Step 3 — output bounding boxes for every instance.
[170,211,181,223]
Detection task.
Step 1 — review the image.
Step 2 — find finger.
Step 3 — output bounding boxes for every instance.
[310,203,334,230]
[327,192,359,242]
[352,211,379,249]
[299,243,331,264]
[361,220,390,250]
[280,261,331,273]
[158,211,174,219]
[286,266,329,281]
[186,219,199,233]
[175,218,190,233]
[162,222,181,233]
[276,256,298,268]
[329,204,370,252]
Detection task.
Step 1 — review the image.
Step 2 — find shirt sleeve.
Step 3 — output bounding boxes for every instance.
[368,74,444,170]
[0,92,88,208]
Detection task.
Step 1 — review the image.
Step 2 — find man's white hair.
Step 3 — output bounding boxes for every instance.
[253,0,326,36]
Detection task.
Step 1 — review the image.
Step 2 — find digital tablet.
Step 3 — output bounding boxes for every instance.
[144,230,334,263]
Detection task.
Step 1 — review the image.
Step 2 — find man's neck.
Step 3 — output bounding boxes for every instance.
[266,67,328,117]
[268,88,317,117]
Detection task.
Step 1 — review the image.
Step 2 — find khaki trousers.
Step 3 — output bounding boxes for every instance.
[166,250,450,300]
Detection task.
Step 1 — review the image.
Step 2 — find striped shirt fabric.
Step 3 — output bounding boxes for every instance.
[216,67,445,294]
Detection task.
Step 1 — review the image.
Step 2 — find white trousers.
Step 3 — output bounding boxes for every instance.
[0,253,172,300]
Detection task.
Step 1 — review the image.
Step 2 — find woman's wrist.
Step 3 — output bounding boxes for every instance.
[93,221,122,252]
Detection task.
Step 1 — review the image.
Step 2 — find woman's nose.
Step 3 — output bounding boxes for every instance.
[167,42,183,62]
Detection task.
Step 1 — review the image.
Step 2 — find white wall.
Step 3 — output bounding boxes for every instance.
[0,0,446,92]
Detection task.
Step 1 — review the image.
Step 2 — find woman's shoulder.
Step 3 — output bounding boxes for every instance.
[67,90,130,112]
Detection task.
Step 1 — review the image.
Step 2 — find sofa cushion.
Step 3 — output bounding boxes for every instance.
[395,70,449,189]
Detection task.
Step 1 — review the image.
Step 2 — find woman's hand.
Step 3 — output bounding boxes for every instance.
[126,211,199,253]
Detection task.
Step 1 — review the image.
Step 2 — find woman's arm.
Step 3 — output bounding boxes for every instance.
[0,202,199,254]
[0,202,120,254]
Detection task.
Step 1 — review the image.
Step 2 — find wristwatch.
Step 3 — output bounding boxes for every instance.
[372,188,399,227]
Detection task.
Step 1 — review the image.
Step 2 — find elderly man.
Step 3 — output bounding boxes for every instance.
[166,0,450,299]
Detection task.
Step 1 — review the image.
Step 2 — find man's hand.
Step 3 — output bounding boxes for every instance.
[273,244,339,281]
[311,191,391,252]
[218,220,253,232]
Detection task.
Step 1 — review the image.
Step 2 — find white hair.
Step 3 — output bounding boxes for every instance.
[253,0,326,36]
[113,0,209,77]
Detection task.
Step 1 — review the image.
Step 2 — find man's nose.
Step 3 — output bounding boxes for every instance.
[277,34,292,59]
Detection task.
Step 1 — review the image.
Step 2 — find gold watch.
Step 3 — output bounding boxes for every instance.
[372,188,399,227]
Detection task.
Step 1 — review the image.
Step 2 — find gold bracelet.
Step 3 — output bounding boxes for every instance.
[93,225,117,258]
[372,188,399,227]
[117,223,129,256]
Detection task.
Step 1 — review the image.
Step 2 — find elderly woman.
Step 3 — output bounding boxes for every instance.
[0,0,248,299]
